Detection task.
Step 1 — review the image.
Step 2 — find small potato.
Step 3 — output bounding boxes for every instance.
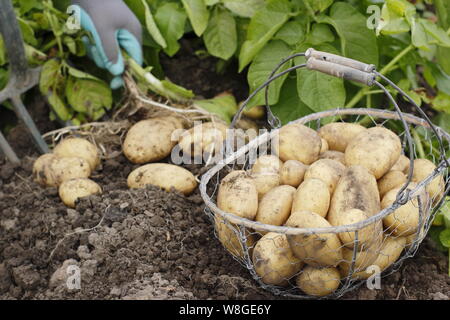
[178,122,228,159]
[256,185,296,227]
[318,123,367,152]
[335,209,383,249]
[274,123,322,165]
[292,179,330,218]
[50,157,92,186]
[127,163,197,195]
[33,154,58,186]
[339,242,380,278]
[319,150,346,166]
[304,159,345,194]
[296,266,341,297]
[242,104,265,120]
[391,155,411,174]
[236,118,260,132]
[54,137,100,171]
[280,160,308,187]
[59,178,102,208]
[253,233,303,286]
[286,211,343,267]
[328,166,381,226]
[251,155,283,198]
[251,155,283,174]
[217,171,258,220]
[378,170,407,198]
[381,185,429,237]
[320,138,329,154]
[123,117,183,164]
[215,215,256,259]
[412,159,445,203]
[345,127,402,179]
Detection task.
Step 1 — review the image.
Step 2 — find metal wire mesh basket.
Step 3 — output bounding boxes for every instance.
[199,49,450,299]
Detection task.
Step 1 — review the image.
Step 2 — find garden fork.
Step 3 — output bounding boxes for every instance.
[0,0,49,165]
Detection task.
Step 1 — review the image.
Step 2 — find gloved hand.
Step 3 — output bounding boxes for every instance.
[71,0,143,89]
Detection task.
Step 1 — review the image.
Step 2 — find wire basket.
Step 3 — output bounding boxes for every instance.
[199,49,450,299]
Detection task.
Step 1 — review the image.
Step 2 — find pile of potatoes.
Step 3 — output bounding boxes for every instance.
[215,121,444,297]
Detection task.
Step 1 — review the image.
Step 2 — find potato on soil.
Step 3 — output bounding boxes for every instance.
[391,155,411,174]
[127,163,197,195]
[296,266,341,297]
[59,178,102,208]
[328,165,381,227]
[253,233,303,286]
[280,160,308,187]
[304,159,345,194]
[292,179,330,218]
[215,215,256,259]
[217,171,258,220]
[274,123,322,165]
[285,211,343,267]
[123,117,184,164]
[54,137,100,171]
[319,150,346,166]
[378,170,407,198]
[178,122,228,159]
[318,123,367,153]
[255,185,296,227]
[49,156,92,186]
[412,159,445,203]
[33,154,58,186]
[345,127,402,179]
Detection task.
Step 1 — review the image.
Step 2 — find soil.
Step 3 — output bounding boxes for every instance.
[0,41,449,301]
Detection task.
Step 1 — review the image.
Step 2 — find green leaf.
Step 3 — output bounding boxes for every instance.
[223,0,265,18]
[411,20,430,51]
[203,8,237,60]
[66,65,101,81]
[247,40,293,107]
[181,0,210,36]
[160,80,195,100]
[205,0,219,5]
[305,23,335,45]
[0,69,8,91]
[0,35,5,66]
[155,3,187,57]
[305,0,333,13]
[435,0,450,30]
[238,0,292,72]
[432,91,450,113]
[296,43,346,112]
[141,0,167,48]
[274,20,305,46]
[271,77,314,125]
[377,4,410,35]
[434,113,450,134]
[194,94,238,123]
[47,91,72,121]
[17,17,38,46]
[317,2,379,66]
[420,19,450,47]
[437,47,450,75]
[430,63,450,95]
[39,59,61,94]
[439,229,450,248]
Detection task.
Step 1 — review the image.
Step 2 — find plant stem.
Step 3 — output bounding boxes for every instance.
[303,0,317,21]
[412,128,426,159]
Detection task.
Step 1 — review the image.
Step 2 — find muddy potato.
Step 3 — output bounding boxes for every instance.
[59,178,102,208]
[391,155,411,174]
[381,185,429,237]
[304,159,345,194]
[49,157,92,186]
[33,154,58,186]
[54,137,100,171]
[253,233,303,286]
[217,171,258,220]
[127,163,197,195]
[328,166,381,227]
[320,138,329,154]
[123,117,183,164]
[292,179,330,218]
[296,266,341,297]
[286,211,343,267]
[345,127,402,179]
[378,170,407,198]
[412,159,445,203]
[215,215,256,259]
[256,185,296,227]
[178,122,228,159]
[274,123,322,165]
[280,160,308,187]
[319,150,346,166]
[318,123,367,152]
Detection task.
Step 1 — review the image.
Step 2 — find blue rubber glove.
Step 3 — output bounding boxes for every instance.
[70,0,143,89]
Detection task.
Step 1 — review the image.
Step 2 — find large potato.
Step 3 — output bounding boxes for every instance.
[292,179,330,218]
[378,170,407,198]
[215,215,256,259]
[217,171,258,220]
[251,155,282,198]
[318,123,367,152]
[256,185,296,227]
[304,159,345,194]
[319,150,346,166]
[296,266,341,297]
[253,233,303,286]
[412,159,445,204]
[345,127,402,179]
[123,117,183,164]
[285,211,343,267]
[280,160,308,187]
[328,166,381,226]
[59,178,102,208]
[49,156,92,186]
[127,163,197,195]
[54,137,100,171]
[381,185,429,237]
[178,122,228,159]
[33,154,58,187]
[274,123,322,165]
